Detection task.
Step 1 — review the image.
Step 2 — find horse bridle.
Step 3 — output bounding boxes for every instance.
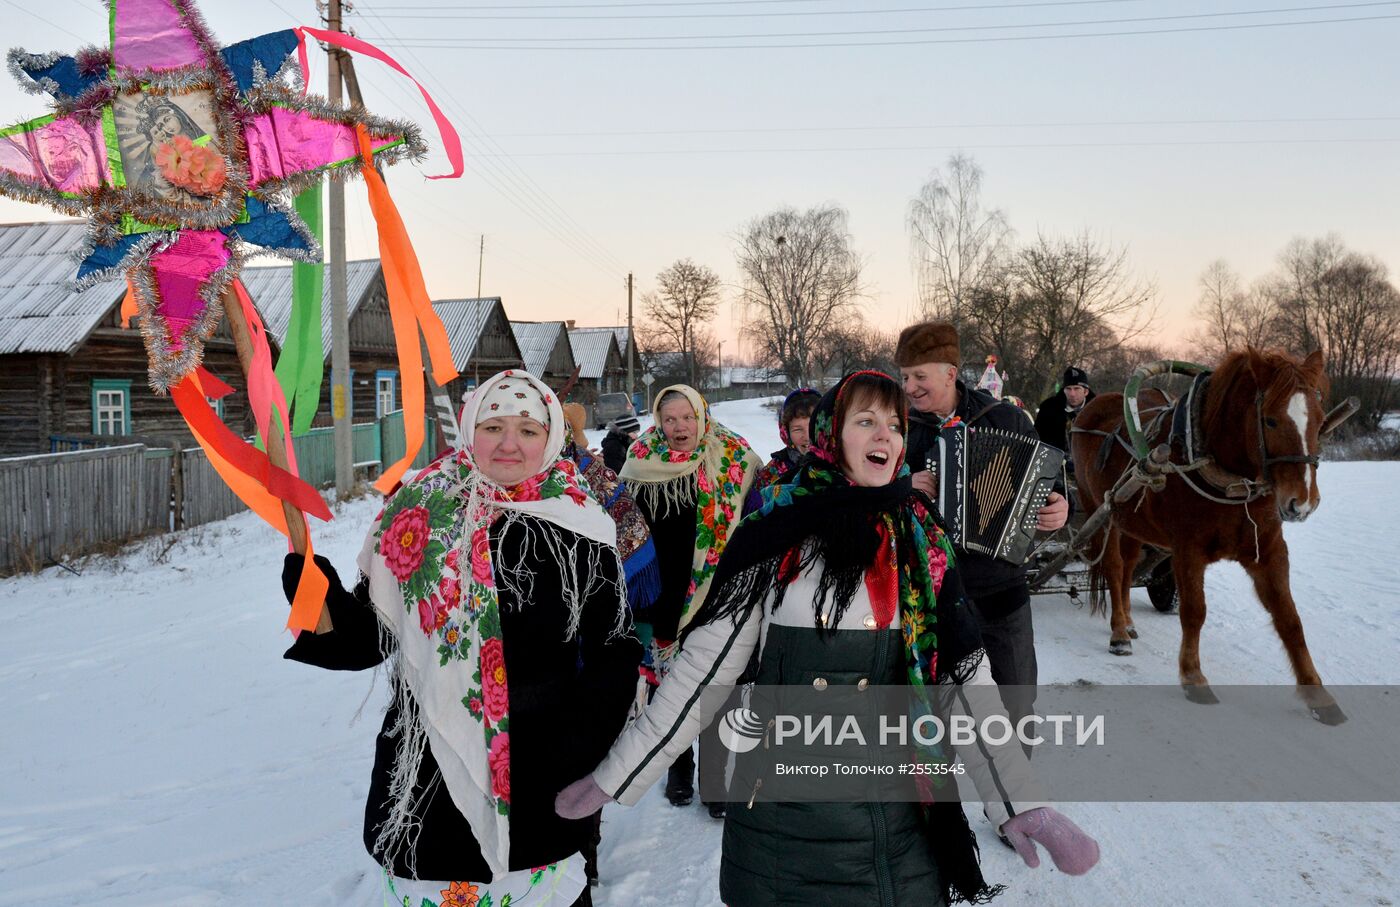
[1253,390,1320,484]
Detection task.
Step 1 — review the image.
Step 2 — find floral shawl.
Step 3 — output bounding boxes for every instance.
[619,383,761,637]
[683,371,997,905]
[359,369,623,880]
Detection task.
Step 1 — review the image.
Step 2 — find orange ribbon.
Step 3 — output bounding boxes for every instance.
[354,124,459,494]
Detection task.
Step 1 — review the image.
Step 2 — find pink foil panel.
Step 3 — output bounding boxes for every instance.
[149,229,229,353]
[0,116,109,193]
[243,108,399,187]
[113,0,206,73]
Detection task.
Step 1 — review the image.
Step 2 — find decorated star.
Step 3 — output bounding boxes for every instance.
[0,0,425,390]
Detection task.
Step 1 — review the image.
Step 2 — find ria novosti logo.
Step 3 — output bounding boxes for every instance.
[717,707,765,753]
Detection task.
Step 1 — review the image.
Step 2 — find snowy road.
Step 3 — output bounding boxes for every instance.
[2,397,1396,905]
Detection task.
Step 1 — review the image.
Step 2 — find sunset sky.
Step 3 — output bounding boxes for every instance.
[2,0,1397,364]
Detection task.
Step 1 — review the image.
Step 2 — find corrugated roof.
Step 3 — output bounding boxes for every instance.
[571,325,633,357]
[568,328,618,379]
[435,297,502,368]
[0,221,126,355]
[510,320,572,376]
[240,259,382,353]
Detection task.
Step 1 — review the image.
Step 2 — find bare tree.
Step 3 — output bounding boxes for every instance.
[1265,236,1400,426]
[736,205,863,386]
[907,153,1013,323]
[953,232,1155,401]
[811,312,898,381]
[1188,259,1281,360]
[641,258,722,388]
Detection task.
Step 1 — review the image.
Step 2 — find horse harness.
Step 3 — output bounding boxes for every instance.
[1071,371,1317,506]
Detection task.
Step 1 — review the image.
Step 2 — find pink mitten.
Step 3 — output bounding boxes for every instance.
[555,775,613,820]
[1001,807,1100,875]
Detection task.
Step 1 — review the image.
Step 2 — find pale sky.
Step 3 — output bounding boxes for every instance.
[3,0,1397,365]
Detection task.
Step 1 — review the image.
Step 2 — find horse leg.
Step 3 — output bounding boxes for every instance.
[1173,550,1219,704]
[1118,534,1144,640]
[1101,526,1133,656]
[1241,533,1347,726]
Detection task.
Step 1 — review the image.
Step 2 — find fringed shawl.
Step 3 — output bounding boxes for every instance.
[620,383,760,637]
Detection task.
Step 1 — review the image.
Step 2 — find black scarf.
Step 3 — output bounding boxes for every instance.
[681,372,1000,904]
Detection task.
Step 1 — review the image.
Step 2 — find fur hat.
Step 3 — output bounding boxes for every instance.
[895,321,961,368]
[1061,366,1090,389]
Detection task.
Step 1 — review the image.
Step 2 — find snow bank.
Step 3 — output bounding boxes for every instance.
[2,396,1395,905]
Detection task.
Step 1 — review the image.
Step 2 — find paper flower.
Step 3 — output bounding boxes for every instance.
[154,135,227,196]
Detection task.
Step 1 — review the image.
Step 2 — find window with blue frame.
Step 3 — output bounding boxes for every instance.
[92,379,132,435]
[376,369,398,418]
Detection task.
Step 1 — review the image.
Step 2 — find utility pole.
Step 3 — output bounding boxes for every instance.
[476,234,484,298]
[626,271,634,401]
[327,0,353,497]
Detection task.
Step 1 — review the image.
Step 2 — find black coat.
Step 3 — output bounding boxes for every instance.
[633,494,698,642]
[283,517,642,881]
[600,430,631,474]
[1033,388,1096,454]
[906,381,1044,609]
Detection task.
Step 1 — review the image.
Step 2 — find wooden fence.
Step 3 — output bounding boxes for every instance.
[0,445,171,573]
[1,412,443,574]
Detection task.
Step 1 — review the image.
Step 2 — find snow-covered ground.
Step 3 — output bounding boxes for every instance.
[2,396,1397,905]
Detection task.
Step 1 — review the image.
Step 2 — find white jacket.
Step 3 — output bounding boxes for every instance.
[592,557,1047,828]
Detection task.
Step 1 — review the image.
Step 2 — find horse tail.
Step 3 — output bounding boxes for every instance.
[1084,522,1112,619]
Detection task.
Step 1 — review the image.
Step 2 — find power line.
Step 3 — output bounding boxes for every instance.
[356,2,629,276]
[374,1,1400,40]
[349,59,627,278]
[372,0,1149,20]
[377,12,1400,48]
[0,0,89,41]
[458,136,1400,157]
[348,6,629,276]
[488,115,1400,138]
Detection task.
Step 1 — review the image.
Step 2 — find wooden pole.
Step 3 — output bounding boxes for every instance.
[328,0,353,499]
[222,285,332,633]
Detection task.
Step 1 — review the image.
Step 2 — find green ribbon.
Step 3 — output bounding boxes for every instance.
[275,181,326,436]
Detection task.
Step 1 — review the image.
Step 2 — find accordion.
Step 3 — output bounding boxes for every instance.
[923,424,1064,565]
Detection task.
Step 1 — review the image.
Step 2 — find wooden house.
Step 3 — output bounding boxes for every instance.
[509,320,577,392]
[240,258,400,425]
[0,221,255,455]
[567,326,625,403]
[433,297,524,410]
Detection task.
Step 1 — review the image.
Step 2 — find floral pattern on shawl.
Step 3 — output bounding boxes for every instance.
[628,417,756,625]
[372,449,598,817]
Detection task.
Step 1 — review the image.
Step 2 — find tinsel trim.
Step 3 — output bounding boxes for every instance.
[69,228,170,291]
[242,190,323,265]
[128,236,246,393]
[0,171,91,218]
[6,49,63,97]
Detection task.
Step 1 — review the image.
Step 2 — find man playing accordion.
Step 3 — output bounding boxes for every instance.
[896,321,1069,770]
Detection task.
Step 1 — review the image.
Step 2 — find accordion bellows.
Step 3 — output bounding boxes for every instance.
[924,425,1065,565]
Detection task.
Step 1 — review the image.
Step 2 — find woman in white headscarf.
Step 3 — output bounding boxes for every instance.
[281,370,641,907]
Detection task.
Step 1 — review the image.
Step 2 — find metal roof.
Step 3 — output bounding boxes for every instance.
[567,328,618,379]
[434,297,504,369]
[571,324,633,357]
[240,259,382,353]
[510,320,572,376]
[0,221,126,355]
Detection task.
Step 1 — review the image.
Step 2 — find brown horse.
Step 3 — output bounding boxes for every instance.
[1071,348,1346,724]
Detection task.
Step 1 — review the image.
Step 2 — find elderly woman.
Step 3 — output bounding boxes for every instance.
[281,370,641,907]
[620,384,760,813]
[559,371,1098,907]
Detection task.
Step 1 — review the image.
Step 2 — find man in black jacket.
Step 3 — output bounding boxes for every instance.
[600,414,640,474]
[896,321,1068,754]
[1034,366,1096,456]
